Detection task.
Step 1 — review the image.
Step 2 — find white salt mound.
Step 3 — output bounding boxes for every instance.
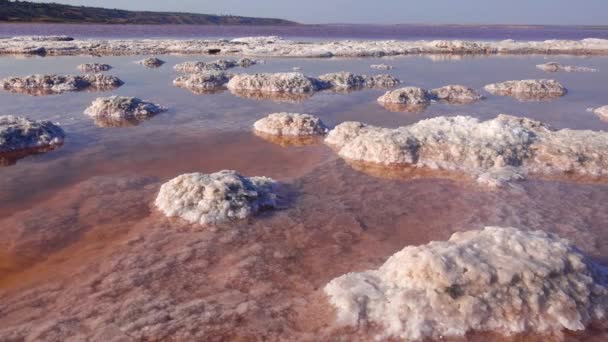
[173,72,232,91]
[431,85,484,102]
[1,74,123,93]
[484,79,566,97]
[138,57,165,67]
[377,87,431,105]
[592,106,608,121]
[84,96,166,119]
[324,226,608,341]
[77,63,112,72]
[370,64,393,70]
[155,170,278,225]
[536,62,598,73]
[0,115,65,153]
[318,72,400,90]
[174,59,247,73]
[227,72,324,93]
[253,113,328,136]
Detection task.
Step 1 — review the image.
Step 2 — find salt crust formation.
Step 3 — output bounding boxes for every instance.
[318,72,401,90]
[592,106,608,121]
[370,63,393,70]
[325,114,608,187]
[536,62,598,72]
[0,115,65,153]
[253,113,328,137]
[0,74,123,94]
[378,87,432,105]
[430,85,484,103]
[174,58,258,73]
[138,57,165,67]
[227,72,324,93]
[155,170,279,225]
[324,226,608,340]
[484,79,567,100]
[84,96,167,120]
[2,36,608,57]
[77,63,112,72]
[378,85,484,107]
[173,72,233,91]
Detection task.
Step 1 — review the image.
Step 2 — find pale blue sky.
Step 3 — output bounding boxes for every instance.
[29,0,608,25]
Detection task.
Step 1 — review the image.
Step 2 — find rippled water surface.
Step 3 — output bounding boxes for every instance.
[1,53,608,340]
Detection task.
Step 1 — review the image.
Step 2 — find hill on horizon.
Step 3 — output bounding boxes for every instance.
[0,0,298,25]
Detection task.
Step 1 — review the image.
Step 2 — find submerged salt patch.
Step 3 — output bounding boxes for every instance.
[484,79,567,100]
[253,113,328,137]
[155,170,279,225]
[324,226,608,340]
[84,96,167,119]
[326,115,608,186]
[536,62,598,73]
[0,115,65,153]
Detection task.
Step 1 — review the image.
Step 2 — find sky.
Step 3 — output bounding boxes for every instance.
[27,0,608,25]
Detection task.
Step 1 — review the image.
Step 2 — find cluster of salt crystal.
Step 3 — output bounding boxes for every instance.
[484,79,567,100]
[536,62,598,73]
[173,72,233,91]
[253,113,327,137]
[370,63,393,70]
[138,57,165,67]
[325,114,608,187]
[154,170,278,225]
[0,115,65,153]
[590,105,608,121]
[84,96,167,120]
[77,63,112,72]
[227,72,324,93]
[324,226,608,340]
[318,72,400,90]
[1,74,124,94]
[174,58,258,73]
[378,85,484,110]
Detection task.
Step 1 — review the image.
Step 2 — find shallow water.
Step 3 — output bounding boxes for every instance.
[1,53,608,340]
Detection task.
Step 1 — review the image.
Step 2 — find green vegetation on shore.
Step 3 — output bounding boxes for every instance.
[0,0,297,25]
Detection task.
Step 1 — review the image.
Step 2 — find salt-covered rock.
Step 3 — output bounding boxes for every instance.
[370,64,393,70]
[326,114,608,186]
[77,63,112,72]
[431,85,484,103]
[377,87,431,105]
[253,113,327,137]
[364,74,401,88]
[227,72,324,93]
[155,170,279,225]
[84,96,167,120]
[318,72,367,90]
[484,79,567,100]
[536,62,598,73]
[592,106,608,121]
[0,115,65,154]
[173,72,232,92]
[324,226,608,340]
[174,59,238,73]
[138,57,165,67]
[1,74,124,95]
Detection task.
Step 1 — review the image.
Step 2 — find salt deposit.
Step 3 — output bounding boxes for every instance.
[370,63,393,70]
[253,113,328,137]
[431,85,484,103]
[536,62,598,72]
[84,96,167,120]
[138,57,165,67]
[173,72,233,92]
[318,72,400,90]
[484,79,567,100]
[324,226,608,340]
[77,63,112,72]
[0,115,65,154]
[174,59,256,73]
[227,72,324,93]
[155,170,279,225]
[2,36,608,57]
[1,74,123,94]
[592,106,608,121]
[377,87,432,105]
[325,114,608,186]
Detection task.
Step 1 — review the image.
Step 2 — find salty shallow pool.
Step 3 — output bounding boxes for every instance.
[1,53,608,341]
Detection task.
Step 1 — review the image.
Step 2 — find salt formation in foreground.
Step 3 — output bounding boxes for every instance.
[77,63,112,72]
[173,72,233,92]
[324,226,608,340]
[84,96,167,121]
[484,79,567,100]
[227,72,325,93]
[592,106,608,121]
[431,85,484,103]
[138,57,165,67]
[0,74,123,94]
[0,115,65,154]
[253,113,328,137]
[155,170,279,225]
[536,62,598,72]
[325,114,608,187]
